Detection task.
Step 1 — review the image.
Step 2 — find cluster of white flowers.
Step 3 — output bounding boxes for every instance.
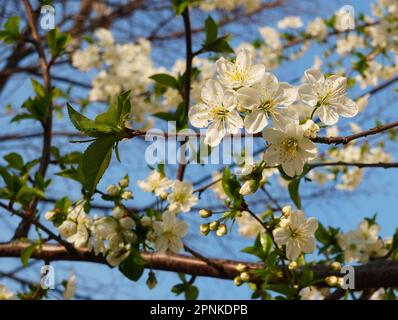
[137,170,195,253]
[72,28,161,124]
[46,201,136,266]
[273,206,318,260]
[45,177,137,266]
[189,49,358,177]
[197,0,261,13]
[138,170,198,214]
[337,219,388,263]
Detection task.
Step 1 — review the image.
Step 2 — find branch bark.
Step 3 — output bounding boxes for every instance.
[0,242,397,290]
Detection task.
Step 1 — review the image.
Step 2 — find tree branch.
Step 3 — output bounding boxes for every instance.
[0,242,397,290]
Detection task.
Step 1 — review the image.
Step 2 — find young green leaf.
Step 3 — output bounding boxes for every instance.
[20,242,40,268]
[150,73,179,89]
[67,103,115,137]
[83,136,116,194]
[119,251,145,282]
[288,178,301,209]
[205,16,218,45]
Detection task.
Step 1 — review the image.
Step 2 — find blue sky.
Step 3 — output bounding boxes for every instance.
[1,0,397,299]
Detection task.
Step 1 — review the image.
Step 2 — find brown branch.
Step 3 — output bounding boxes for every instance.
[312,120,398,145]
[308,162,398,169]
[13,0,54,239]
[0,242,397,290]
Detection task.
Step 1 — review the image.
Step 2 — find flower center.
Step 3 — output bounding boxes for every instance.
[259,99,275,114]
[210,105,229,119]
[281,137,299,158]
[226,67,248,82]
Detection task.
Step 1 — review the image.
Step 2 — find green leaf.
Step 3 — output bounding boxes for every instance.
[20,242,39,267]
[288,178,301,209]
[4,152,24,170]
[31,79,45,97]
[83,136,115,194]
[48,28,71,57]
[206,35,234,54]
[171,0,189,15]
[205,16,218,45]
[67,103,114,137]
[150,73,179,89]
[119,251,145,282]
[0,16,20,43]
[185,285,199,300]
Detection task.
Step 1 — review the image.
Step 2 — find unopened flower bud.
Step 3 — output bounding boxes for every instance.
[216,224,228,236]
[45,210,57,221]
[209,220,219,231]
[331,261,342,271]
[159,191,168,200]
[112,206,126,219]
[119,216,136,230]
[288,261,298,270]
[146,271,157,290]
[140,216,152,227]
[106,184,120,196]
[234,276,243,286]
[236,263,247,273]
[199,209,212,218]
[200,224,210,236]
[281,205,292,217]
[119,177,129,188]
[121,191,133,200]
[239,180,258,196]
[325,276,340,286]
[240,272,251,282]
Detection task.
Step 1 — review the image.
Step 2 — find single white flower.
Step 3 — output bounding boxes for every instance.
[94,28,114,47]
[106,245,131,267]
[94,217,119,239]
[153,211,188,253]
[299,69,358,125]
[299,286,328,300]
[58,220,77,239]
[137,170,172,196]
[64,274,76,300]
[237,72,298,133]
[167,181,198,214]
[263,123,317,177]
[306,17,328,40]
[273,210,318,260]
[189,79,243,146]
[277,16,303,29]
[216,49,265,88]
[119,216,135,230]
[236,211,263,238]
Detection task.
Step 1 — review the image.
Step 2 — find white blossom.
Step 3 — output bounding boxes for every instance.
[263,123,317,177]
[273,210,318,260]
[137,170,172,196]
[299,69,358,125]
[237,72,298,133]
[189,79,243,146]
[153,211,188,253]
[216,49,265,88]
[167,181,198,214]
